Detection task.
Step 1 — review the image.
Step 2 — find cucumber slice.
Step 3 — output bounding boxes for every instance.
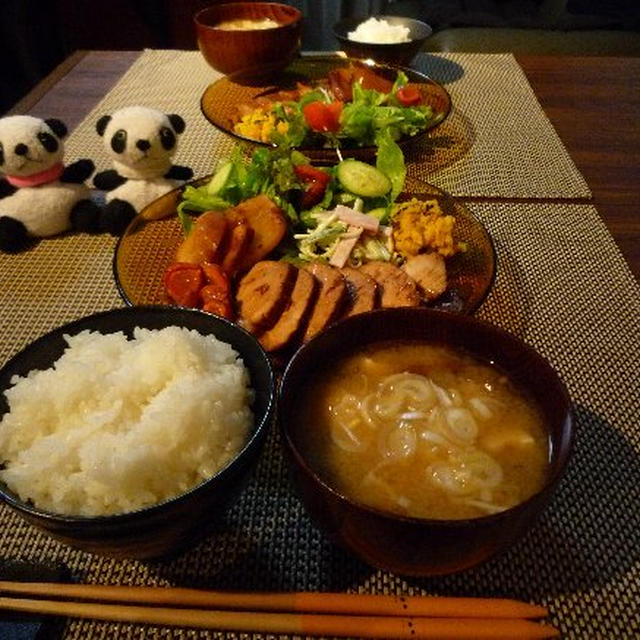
[337,159,392,198]
[206,161,233,195]
[366,206,390,223]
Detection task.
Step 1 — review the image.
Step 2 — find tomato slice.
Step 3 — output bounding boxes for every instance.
[163,262,204,308]
[302,100,342,132]
[294,164,330,186]
[396,84,422,107]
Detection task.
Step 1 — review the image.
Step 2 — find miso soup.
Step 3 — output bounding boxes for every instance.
[297,341,549,520]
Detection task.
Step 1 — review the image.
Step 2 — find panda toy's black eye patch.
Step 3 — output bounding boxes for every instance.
[37,131,59,153]
[159,127,176,151]
[111,129,127,154]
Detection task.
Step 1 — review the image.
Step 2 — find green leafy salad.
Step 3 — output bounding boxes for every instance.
[234,68,444,149]
[177,130,407,266]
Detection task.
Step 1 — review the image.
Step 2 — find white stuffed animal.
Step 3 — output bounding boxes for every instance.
[93,106,193,233]
[0,115,101,253]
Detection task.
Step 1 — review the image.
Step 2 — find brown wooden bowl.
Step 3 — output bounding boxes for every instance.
[194,2,302,79]
[279,307,574,576]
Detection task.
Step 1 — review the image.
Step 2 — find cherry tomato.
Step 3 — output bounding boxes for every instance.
[294,164,330,186]
[200,263,233,318]
[294,164,331,209]
[163,262,204,308]
[396,84,422,107]
[302,100,343,132]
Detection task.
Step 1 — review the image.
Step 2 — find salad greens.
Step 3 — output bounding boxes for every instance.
[177,130,407,265]
[266,70,435,149]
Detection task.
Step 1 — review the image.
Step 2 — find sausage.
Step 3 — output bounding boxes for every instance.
[258,268,317,352]
[235,260,297,332]
[340,266,378,317]
[302,262,347,341]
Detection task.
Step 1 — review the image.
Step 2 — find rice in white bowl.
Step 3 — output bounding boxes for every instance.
[347,17,411,44]
[0,326,254,517]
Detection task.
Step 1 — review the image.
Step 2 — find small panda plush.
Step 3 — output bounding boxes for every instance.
[0,115,101,253]
[93,106,194,233]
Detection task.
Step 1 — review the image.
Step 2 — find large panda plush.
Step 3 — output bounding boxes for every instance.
[0,115,101,253]
[93,106,193,232]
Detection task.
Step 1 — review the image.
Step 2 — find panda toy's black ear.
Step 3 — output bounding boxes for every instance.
[44,118,68,139]
[167,114,186,134]
[96,115,112,137]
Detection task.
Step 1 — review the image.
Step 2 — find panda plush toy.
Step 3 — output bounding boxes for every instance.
[0,115,101,253]
[93,106,193,231]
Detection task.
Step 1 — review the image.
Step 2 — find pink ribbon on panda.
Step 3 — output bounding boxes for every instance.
[4,162,64,188]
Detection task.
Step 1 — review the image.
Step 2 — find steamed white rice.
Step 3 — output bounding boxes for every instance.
[0,326,254,517]
[347,17,411,44]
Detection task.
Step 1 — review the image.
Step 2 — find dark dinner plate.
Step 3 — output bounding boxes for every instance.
[200,54,452,163]
[113,177,495,317]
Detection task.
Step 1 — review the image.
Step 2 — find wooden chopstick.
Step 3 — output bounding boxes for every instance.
[0,582,560,639]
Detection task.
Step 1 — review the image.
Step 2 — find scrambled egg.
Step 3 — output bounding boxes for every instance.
[233,107,289,143]
[391,198,466,258]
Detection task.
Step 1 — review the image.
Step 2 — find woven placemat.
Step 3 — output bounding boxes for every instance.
[63,49,590,199]
[1,201,638,639]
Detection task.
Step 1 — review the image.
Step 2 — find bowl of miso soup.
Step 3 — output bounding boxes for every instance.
[279,307,574,576]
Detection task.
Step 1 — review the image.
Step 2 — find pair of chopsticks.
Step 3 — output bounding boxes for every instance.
[0,581,559,639]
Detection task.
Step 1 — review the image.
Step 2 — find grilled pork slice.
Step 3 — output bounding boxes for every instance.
[235,260,296,332]
[174,210,228,264]
[340,266,378,317]
[402,253,447,302]
[303,262,348,341]
[360,260,421,308]
[259,269,318,352]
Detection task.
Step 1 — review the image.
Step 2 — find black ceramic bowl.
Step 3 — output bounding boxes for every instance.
[0,306,276,559]
[333,15,432,67]
[279,307,574,576]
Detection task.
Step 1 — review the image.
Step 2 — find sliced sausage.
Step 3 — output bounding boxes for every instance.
[401,253,447,302]
[302,262,347,341]
[340,266,378,317]
[235,260,296,332]
[360,260,421,308]
[259,269,318,352]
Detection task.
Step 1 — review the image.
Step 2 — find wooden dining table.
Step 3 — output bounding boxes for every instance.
[10,50,640,281]
[1,49,639,640]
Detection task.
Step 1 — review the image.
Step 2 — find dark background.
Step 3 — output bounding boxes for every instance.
[2,0,640,114]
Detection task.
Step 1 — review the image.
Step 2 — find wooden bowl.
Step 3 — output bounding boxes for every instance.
[194,2,302,79]
[279,308,574,576]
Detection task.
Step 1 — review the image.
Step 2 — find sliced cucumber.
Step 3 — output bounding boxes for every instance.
[206,161,233,195]
[337,159,392,198]
[366,206,391,223]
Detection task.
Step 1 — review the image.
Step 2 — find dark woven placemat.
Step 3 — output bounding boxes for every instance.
[1,201,638,639]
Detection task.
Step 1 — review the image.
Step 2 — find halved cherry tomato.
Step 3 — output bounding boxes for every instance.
[302,100,343,132]
[294,164,330,186]
[396,84,422,107]
[200,262,233,318]
[163,262,204,308]
[294,164,331,209]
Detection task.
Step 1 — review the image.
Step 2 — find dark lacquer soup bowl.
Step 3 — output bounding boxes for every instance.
[0,306,276,559]
[278,307,574,576]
